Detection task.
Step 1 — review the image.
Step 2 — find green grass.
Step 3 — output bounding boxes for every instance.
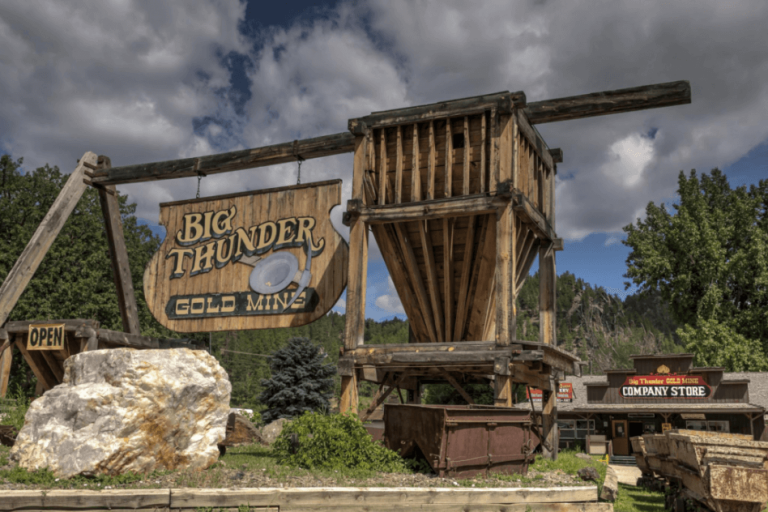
[0,444,10,466]
[0,464,167,488]
[529,450,607,494]
[614,483,665,511]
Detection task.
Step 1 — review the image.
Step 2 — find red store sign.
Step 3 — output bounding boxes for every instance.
[620,375,711,399]
[527,382,573,402]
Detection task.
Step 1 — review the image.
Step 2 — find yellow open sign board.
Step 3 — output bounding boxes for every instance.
[27,323,66,350]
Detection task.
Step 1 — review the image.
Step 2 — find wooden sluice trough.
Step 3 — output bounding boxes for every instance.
[633,430,768,512]
[0,318,205,394]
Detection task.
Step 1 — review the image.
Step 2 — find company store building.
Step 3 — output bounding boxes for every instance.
[523,354,767,456]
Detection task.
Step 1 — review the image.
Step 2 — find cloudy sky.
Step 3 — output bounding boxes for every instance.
[2,0,767,321]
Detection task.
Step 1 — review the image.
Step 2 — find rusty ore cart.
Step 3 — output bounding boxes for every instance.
[633,429,768,512]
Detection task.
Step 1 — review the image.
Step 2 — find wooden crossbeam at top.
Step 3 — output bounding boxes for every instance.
[91,80,690,186]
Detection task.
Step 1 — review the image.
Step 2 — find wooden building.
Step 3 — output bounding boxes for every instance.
[521,354,766,456]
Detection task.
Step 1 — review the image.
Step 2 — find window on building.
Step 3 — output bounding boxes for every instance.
[558,419,595,439]
[686,420,729,432]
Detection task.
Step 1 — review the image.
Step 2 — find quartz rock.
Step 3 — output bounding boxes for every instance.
[10,348,231,478]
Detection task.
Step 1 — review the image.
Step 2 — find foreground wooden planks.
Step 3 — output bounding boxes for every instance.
[0,489,171,511]
[1,487,604,512]
[170,486,600,508]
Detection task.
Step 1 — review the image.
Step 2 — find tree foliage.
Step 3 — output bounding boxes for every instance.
[0,154,175,395]
[623,169,768,370]
[259,337,336,424]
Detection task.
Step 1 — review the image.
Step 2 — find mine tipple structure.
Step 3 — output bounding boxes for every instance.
[338,92,576,456]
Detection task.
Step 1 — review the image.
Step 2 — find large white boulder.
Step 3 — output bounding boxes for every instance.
[11,348,231,478]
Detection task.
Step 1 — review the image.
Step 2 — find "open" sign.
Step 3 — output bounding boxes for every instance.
[27,324,65,350]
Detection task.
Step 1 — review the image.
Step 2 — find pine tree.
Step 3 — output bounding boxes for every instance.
[259,337,336,424]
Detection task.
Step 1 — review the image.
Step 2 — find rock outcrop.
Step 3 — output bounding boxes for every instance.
[260,418,290,445]
[11,348,231,478]
[221,411,264,446]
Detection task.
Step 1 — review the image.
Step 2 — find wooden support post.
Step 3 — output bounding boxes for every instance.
[0,152,99,328]
[539,241,556,346]
[441,369,474,405]
[542,381,559,461]
[0,337,11,398]
[339,374,358,416]
[495,114,516,347]
[97,156,141,335]
[494,356,513,407]
[15,337,57,391]
[341,134,369,414]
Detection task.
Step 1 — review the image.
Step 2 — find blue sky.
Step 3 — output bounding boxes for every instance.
[2,1,768,322]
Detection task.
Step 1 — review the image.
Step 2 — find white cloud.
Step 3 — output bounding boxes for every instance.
[333,297,346,312]
[375,276,404,314]
[3,0,768,249]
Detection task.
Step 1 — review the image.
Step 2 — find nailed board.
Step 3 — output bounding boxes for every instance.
[144,180,348,332]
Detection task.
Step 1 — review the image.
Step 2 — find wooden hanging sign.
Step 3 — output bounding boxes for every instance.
[144,180,348,332]
[27,324,66,350]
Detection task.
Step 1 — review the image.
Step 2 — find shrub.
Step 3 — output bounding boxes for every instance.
[258,337,336,424]
[273,412,408,473]
[5,385,30,431]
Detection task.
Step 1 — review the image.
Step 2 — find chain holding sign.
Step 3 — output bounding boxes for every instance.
[144,180,349,333]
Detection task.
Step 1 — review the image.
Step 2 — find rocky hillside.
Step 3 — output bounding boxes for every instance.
[516,271,683,374]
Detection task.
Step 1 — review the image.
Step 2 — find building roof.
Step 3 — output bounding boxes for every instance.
[724,372,768,411]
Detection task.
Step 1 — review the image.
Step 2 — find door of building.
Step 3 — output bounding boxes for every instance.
[612,420,629,456]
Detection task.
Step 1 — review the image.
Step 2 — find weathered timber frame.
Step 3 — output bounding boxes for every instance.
[0,80,690,424]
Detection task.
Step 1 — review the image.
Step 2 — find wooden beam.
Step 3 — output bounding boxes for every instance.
[445,119,453,198]
[480,113,487,193]
[360,372,409,421]
[344,135,369,352]
[442,218,453,342]
[452,216,476,341]
[92,132,355,186]
[348,194,504,225]
[347,340,499,356]
[0,340,11,398]
[427,120,436,200]
[96,329,160,349]
[464,215,497,341]
[378,129,387,205]
[97,157,141,335]
[513,192,557,241]
[15,338,57,391]
[495,113,516,347]
[463,116,471,195]
[0,152,99,328]
[395,126,403,203]
[39,349,64,383]
[524,80,691,125]
[339,374,358,416]
[4,319,100,335]
[549,148,563,164]
[516,239,541,296]
[419,221,444,342]
[394,223,437,343]
[440,369,474,405]
[362,172,430,344]
[411,123,421,202]
[351,91,524,129]
[515,110,554,171]
[542,385,559,461]
[539,242,557,347]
